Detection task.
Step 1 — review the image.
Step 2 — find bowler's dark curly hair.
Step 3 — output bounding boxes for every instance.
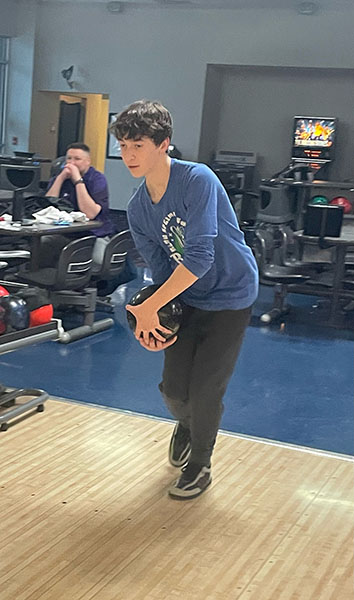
[110,100,173,146]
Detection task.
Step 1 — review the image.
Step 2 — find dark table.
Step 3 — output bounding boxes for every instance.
[0,220,102,270]
[277,179,354,230]
[294,221,354,323]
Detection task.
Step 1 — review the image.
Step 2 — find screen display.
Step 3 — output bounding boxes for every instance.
[293,117,336,148]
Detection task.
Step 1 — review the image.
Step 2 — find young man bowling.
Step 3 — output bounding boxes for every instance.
[111,100,258,499]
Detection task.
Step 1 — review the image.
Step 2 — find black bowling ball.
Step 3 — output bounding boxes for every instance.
[0,295,30,331]
[126,284,183,340]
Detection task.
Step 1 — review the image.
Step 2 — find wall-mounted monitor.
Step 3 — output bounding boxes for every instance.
[292,116,337,162]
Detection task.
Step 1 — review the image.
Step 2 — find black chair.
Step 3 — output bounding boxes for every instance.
[0,249,31,270]
[0,247,31,285]
[91,229,137,312]
[254,229,313,323]
[18,235,94,288]
[50,155,66,178]
[277,227,332,272]
[16,236,114,342]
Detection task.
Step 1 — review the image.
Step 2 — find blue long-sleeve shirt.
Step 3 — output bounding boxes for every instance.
[127,159,258,311]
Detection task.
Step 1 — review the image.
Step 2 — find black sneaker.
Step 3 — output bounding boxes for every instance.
[168,462,212,499]
[168,422,191,467]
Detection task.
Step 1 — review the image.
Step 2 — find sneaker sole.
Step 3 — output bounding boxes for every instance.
[168,478,212,500]
[168,426,192,467]
[168,445,192,468]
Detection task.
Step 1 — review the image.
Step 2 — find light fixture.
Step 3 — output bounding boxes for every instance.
[296,1,319,15]
[107,1,123,12]
[61,65,74,89]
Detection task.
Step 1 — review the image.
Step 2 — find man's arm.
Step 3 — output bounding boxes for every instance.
[127,165,220,350]
[126,262,198,347]
[65,163,102,220]
[128,216,199,344]
[74,180,101,220]
[45,171,67,198]
[129,228,173,286]
[127,206,184,346]
[46,163,102,220]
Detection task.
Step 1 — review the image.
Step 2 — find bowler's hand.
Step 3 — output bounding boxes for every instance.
[139,335,177,352]
[126,302,173,344]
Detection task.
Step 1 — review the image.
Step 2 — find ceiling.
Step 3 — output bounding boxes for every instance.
[38,0,350,11]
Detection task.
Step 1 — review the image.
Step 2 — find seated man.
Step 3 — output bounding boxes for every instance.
[40,142,114,268]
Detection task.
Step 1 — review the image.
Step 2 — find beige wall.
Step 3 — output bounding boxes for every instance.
[29,92,109,177]
[29,91,61,180]
[80,94,109,173]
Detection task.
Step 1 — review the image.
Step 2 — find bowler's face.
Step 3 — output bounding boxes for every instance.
[118,136,168,179]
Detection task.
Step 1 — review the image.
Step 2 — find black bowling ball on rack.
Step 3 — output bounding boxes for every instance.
[126,284,183,340]
[0,295,30,334]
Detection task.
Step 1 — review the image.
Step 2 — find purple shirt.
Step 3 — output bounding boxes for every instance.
[47,166,114,237]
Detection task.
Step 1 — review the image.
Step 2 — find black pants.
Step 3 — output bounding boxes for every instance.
[159,304,251,466]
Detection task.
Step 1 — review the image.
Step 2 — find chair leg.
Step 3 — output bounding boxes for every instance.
[260,283,290,323]
[82,287,97,327]
[54,286,114,342]
[50,287,98,327]
[95,296,114,313]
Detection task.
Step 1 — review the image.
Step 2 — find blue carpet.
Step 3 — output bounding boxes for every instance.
[0,273,353,455]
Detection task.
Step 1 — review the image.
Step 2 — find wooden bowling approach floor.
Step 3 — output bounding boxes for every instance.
[1,399,353,600]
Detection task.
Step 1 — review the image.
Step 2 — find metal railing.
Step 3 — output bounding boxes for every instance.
[0,37,10,154]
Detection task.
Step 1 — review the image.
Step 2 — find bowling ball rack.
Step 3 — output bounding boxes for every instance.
[0,320,60,431]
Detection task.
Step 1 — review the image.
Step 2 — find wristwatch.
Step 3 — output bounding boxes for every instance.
[74,177,85,186]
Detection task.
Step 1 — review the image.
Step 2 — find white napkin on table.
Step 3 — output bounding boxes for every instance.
[32,206,88,224]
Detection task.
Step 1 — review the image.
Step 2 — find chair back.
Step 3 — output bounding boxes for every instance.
[93,229,135,281]
[55,236,95,290]
[50,156,66,178]
[258,184,296,224]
